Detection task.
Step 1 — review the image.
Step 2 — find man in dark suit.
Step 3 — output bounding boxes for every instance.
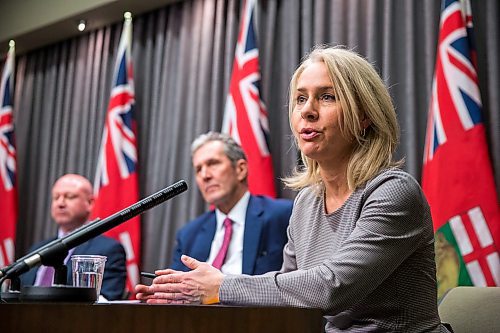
[171,132,292,275]
[20,174,126,300]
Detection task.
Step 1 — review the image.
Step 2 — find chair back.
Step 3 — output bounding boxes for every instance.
[438,286,500,333]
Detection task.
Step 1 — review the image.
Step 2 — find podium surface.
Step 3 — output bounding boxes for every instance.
[0,302,323,333]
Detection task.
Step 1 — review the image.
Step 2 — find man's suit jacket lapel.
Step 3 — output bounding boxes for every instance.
[21,237,86,286]
[21,237,57,285]
[242,196,264,274]
[22,266,38,285]
[192,213,217,262]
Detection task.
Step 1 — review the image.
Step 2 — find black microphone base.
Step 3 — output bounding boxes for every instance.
[15,286,97,303]
[1,290,21,303]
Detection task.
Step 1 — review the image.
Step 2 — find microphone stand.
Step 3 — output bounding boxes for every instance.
[0,180,188,303]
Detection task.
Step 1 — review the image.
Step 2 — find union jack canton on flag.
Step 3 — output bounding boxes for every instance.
[92,13,141,296]
[222,0,276,198]
[422,0,500,300]
[0,41,17,271]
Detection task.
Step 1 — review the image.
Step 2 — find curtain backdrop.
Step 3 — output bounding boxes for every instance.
[7,0,499,273]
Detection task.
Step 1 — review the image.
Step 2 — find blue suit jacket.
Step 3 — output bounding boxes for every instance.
[19,235,127,300]
[171,195,293,275]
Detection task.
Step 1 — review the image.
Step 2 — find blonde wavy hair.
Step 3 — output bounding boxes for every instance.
[283,46,401,191]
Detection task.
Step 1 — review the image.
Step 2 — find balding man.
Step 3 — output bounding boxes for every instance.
[19,174,127,300]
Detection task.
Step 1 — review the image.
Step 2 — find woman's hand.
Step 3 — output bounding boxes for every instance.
[134,255,224,304]
[135,267,178,303]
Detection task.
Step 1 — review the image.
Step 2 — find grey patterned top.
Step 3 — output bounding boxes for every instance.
[220,168,450,332]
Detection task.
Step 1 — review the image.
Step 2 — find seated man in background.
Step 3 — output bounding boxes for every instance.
[171,132,293,275]
[20,174,126,300]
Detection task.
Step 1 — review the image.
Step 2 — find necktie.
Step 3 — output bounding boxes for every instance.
[212,217,233,269]
[35,247,74,286]
[37,266,55,286]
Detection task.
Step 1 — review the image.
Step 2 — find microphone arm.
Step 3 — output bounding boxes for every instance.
[0,180,188,281]
[0,218,101,279]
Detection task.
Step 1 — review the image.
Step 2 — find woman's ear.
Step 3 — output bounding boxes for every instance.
[361,116,371,129]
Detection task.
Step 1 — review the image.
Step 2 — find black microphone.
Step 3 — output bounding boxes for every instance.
[0,219,100,279]
[0,180,188,281]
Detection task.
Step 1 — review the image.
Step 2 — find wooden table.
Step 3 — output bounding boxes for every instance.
[0,302,324,333]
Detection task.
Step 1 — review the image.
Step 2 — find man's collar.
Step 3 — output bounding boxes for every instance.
[215,191,250,227]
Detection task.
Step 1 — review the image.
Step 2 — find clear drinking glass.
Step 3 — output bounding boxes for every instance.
[71,255,107,298]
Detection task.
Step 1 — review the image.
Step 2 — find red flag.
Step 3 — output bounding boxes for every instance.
[422,0,499,299]
[222,0,276,197]
[0,41,17,270]
[92,13,140,296]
